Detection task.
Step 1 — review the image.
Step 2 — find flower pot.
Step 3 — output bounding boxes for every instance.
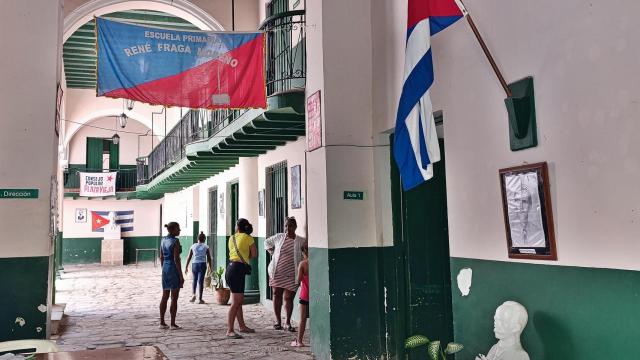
[215,288,231,305]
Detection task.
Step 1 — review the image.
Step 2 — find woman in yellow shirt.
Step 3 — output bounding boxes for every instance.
[225,218,258,339]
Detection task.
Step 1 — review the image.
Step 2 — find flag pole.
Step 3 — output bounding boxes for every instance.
[455,0,512,98]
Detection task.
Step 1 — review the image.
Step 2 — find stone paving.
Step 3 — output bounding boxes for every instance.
[54,264,313,360]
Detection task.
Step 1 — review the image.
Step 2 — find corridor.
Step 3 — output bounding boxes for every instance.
[54,264,312,360]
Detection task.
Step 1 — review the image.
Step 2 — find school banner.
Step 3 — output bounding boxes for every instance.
[96,17,266,109]
[79,172,117,197]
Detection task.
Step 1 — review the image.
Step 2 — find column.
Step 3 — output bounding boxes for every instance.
[0,0,63,340]
[239,157,260,303]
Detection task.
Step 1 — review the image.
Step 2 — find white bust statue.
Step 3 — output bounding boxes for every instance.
[103,211,121,240]
[476,301,530,360]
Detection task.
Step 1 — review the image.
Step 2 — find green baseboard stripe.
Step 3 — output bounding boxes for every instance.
[309,247,387,360]
[62,237,160,265]
[0,256,49,341]
[450,257,640,360]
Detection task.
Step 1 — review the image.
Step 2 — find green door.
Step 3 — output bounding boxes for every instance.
[391,138,453,359]
[86,137,103,170]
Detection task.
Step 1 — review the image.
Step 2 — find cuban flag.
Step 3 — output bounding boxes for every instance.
[96,17,266,109]
[92,210,135,233]
[394,0,464,190]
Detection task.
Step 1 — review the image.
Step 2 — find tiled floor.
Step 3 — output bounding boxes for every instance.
[54,264,313,360]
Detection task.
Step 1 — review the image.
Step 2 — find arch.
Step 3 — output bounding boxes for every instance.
[64,109,162,148]
[63,0,225,42]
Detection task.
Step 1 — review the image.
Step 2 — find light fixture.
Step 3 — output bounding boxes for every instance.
[126,99,135,111]
[112,133,120,145]
[117,113,128,128]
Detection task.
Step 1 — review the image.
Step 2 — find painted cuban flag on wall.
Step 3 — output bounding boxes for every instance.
[393,0,463,190]
[96,17,266,109]
[92,210,135,233]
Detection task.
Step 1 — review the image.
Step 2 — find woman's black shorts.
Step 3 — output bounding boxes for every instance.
[225,262,246,294]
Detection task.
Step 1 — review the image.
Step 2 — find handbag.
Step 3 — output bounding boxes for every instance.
[232,235,252,275]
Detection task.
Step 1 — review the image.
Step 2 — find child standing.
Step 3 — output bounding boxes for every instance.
[291,244,309,347]
[185,232,213,304]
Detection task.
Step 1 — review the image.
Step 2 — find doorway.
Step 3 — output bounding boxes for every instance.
[390,137,453,359]
[265,161,288,300]
[208,187,218,268]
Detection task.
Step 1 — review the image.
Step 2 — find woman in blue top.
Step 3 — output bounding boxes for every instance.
[159,222,184,330]
[185,231,213,304]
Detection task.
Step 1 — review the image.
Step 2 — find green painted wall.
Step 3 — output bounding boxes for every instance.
[0,256,49,341]
[62,236,160,265]
[451,258,640,360]
[310,247,388,360]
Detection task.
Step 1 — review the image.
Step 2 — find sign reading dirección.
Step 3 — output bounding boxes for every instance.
[0,189,39,199]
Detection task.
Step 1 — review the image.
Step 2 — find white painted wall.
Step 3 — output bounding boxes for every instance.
[162,187,196,237]
[197,165,240,237]
[257,139,307,238]
[63,89,177,149]
[368,0,640,270]
[0,0,62,258]
[67,117,153,165]
[62,199,161,237]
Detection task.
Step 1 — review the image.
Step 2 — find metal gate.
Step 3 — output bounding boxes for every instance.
[265,161,288,299]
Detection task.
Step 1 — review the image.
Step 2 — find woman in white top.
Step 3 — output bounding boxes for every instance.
[185,232,213,304]
[264,217,307,332]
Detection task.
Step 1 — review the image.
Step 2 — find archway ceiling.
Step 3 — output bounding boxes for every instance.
[63,9,199,89]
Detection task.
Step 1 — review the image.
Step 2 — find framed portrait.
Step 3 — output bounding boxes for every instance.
[291,165,301,209]
[219,192,225,214]
[55,83,63,136]
[499,162,557,260]
[258,190,265,217]
[75,208,87,223]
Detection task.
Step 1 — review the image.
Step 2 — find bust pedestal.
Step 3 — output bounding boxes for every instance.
[101,227,123,266]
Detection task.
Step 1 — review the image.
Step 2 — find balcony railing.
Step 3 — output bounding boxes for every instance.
[138,10,306,186]
[260,10,306,96]
[64,167,138,193]
[145,109,241,181]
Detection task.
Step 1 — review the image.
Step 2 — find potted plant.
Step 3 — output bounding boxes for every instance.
[405,335,463,360]
[212,266,231,305]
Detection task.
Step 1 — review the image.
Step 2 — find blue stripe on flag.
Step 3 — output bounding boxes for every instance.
[121,227,134,233]
[418,113,431,169]
[396,49,434,123]
[393,119,425,191]
[95,210,134,216]
[115,219,134,224]
[430,16,463,35]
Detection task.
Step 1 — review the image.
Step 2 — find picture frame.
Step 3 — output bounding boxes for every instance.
[306,90,322,152]
[258,190,265,217]
[291,165,301,209]
[75,208,87,223]
[55,83,63,136]
[219,192,225,214]
[499,162,557,260]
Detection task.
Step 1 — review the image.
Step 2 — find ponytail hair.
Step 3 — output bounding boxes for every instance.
[164,222,180,234]
[236,218,253,235]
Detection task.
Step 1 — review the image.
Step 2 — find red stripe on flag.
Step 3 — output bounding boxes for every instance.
[104,35,266,109]
[408,0,463,29]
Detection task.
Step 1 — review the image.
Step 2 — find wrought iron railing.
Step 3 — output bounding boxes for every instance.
[145,109,241,181]
[260,10,306,96]
[63,167,138,192]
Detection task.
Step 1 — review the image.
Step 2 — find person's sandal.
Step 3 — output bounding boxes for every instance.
[286,325,297,332]
[198,299,205,304]
[290,339,304,347]
[239,327,255,333]
[189,296,196,303]
[273,324,283,330]
[226,332,243,339]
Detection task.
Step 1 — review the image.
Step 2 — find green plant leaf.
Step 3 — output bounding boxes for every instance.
[428,340,440,360]
[404,335,429,349]
[445,342,464,354]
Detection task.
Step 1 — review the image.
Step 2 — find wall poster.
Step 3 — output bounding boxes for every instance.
[499,162,557,260]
